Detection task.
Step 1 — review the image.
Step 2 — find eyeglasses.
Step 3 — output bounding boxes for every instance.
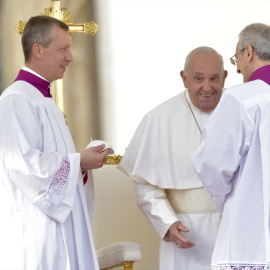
[230,48,245,66]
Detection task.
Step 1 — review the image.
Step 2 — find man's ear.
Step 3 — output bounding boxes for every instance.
[32,43,43,60]
[223,70,228,80]
[222,70,228,87]
[246,44,254,62]
[180,70,188,88]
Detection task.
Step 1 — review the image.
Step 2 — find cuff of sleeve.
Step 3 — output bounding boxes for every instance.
[160,217,179,240]
[207,189,225,212]
[52,153,81,223]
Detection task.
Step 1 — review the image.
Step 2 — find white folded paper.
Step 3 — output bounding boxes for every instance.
[86,139,114,155]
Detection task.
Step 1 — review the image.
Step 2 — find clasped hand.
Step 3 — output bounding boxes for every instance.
[167,221,195,249]
[80,144,108,171]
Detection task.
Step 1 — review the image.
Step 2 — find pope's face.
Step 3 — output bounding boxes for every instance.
[41,26,73,82]
[181,52,227,112]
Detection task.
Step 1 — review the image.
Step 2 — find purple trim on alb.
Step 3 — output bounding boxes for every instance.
[14,69,52,98]
[250,65,270,86]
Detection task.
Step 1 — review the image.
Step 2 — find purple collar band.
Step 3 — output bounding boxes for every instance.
[250,65,270,86]
[14,69,52,98]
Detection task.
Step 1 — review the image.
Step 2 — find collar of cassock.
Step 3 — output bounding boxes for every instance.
[250,65,270,86]
[14,69,52,98]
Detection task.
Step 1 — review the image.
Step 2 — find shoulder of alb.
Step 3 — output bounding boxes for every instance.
[1,81,44,101]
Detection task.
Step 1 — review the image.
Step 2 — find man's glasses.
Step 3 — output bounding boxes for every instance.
[230,48,245,66]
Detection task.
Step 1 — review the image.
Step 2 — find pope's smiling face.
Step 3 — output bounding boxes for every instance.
[181,52,227,112]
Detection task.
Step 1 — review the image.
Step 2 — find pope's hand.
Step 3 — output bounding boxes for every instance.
[80,144,109,171]
[167,221,195,249]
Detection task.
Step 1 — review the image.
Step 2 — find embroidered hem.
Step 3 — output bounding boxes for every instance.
[34,154,70,216]
[212,263,270,270]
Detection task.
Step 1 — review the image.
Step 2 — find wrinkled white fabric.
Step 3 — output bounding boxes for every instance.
[118,91,222,270]
[118,91,209,189]
[191,80,270,269]
[0,80,99,270]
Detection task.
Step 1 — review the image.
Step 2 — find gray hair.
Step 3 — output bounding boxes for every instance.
[183,46,224,76]
[22,15,69,63]
[238,23,270,61]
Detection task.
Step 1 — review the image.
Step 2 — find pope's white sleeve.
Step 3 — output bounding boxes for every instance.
[191,92,253,212]
[1,93,80,223]
[133,180,179,239]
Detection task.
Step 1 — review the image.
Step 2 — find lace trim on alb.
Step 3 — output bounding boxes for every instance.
[33,154,70,216]
[207,189,226,212]
[212,263,270,270]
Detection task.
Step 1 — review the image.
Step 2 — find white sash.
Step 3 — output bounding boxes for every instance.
[166,187,217,214]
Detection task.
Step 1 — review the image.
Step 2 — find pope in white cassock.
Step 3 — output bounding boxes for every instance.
[118,46,228,270]
[191,23,270,269]
[0,16,108,270]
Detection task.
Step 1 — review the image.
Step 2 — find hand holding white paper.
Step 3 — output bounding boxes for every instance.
[86,140,114,155]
